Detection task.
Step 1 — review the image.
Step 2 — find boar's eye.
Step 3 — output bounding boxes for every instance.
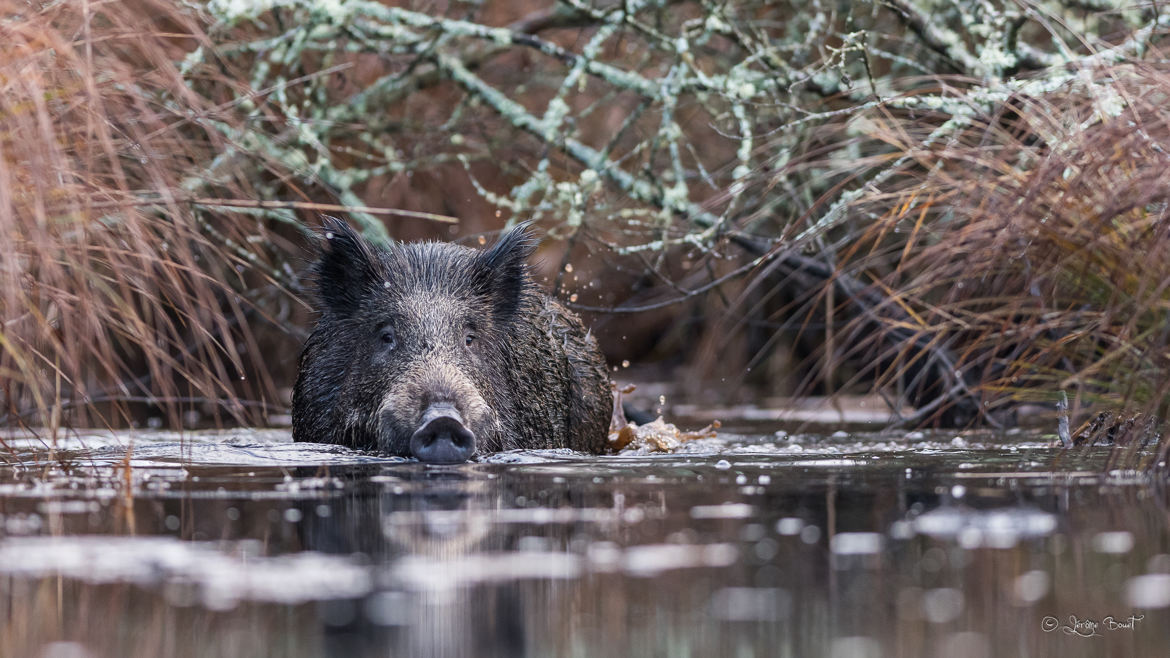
[464,332,476,348]
[378,326,397,350]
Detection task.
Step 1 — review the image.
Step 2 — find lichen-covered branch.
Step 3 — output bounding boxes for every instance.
[176,0,1170,424]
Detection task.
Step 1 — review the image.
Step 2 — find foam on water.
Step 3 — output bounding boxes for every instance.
[911,506,1058,548]
[1,426,1058,470]
[0,535,371,608]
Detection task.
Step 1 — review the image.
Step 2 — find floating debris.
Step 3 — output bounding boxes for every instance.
[609,418,720,453]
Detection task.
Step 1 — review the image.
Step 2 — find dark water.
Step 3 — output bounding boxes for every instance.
[0,428,1167,657]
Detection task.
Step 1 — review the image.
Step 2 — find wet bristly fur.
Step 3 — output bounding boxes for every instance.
[292,217,612,456]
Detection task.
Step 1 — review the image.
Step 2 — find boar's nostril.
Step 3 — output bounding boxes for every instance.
[410,403,476,464]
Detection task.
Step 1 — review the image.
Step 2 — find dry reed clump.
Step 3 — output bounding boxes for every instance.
[832,62,1170,442]
[0,1,300,440]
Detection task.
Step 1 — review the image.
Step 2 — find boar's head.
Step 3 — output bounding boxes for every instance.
[293,217,538,463]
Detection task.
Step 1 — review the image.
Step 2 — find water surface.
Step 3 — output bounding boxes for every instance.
[0,428,1166,657]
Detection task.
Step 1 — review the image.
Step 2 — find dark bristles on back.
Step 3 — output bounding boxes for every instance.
[476,221,538,324]
[314,216,384,316]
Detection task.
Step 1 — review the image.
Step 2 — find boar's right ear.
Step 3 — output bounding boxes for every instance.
[475,221,537,323]
[313,216,383,315]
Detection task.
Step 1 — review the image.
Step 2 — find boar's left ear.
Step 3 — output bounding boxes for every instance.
[313,215,384,316]
[475,221,537,323]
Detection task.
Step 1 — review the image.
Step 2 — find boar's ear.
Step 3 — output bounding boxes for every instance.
[313,216,383,315]
[475,221,537,323]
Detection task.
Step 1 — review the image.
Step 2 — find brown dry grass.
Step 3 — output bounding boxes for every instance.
[0,1,300,439]
[824,61,1170,443]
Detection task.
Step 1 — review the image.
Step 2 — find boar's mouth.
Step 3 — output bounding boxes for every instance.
[408,403,476,464]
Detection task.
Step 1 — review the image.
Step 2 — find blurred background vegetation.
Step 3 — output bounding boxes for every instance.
[3,0,1170,448]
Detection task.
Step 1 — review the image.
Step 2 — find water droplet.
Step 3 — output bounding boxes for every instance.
[1012,570,1050,604]
[799,525,821,544]
[1092,531,1134,554]
[1126,574,1170,608]
[922,588,964,623]
[776,517,803,535]
[830,532,883,555]
[829,636,881,658]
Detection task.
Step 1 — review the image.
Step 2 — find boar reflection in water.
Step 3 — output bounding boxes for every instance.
[295,469,524,656]
[296,469,496,558]
[292,218,611,463]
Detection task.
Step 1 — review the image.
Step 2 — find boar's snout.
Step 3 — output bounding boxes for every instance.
[410,403,476,464]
